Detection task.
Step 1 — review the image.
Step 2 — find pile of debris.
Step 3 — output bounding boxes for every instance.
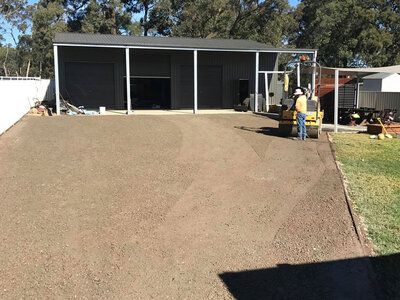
[29,100,54,116]
[28,95,102,116]
[60,95,98,115]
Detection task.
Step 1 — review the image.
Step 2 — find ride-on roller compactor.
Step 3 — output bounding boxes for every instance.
[278,56,324,138]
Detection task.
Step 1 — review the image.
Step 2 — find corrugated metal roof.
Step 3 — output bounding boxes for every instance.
[321,65,400,77]
[363,72,399,80]
[54,32,314,53]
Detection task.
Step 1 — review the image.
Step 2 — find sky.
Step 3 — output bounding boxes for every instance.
[2,0,301,45]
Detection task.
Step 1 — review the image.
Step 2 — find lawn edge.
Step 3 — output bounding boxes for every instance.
[326,132,375,257]
[328,132,400,298]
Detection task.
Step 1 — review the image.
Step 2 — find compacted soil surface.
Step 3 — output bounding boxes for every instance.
[0,113,374,299]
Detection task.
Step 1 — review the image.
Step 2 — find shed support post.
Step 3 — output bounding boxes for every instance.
[334,69,339,133]
[297,62,301,87]
[356,77,360,108]
[53,45,60,115]
[264,73,269,112]
[193,50,198,114]
[254,52,259,112]
[125,47,132,114]
[312,50,317,96]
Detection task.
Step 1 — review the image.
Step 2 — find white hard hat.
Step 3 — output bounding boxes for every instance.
[293,88,303,95]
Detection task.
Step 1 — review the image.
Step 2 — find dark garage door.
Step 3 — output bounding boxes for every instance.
[130,78,171,109]
[180,65,222,109]
[65,62,115,109]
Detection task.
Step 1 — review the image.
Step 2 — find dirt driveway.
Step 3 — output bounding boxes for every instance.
[0,113,373,298]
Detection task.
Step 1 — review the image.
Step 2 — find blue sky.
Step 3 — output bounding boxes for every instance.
[3,0,300,45]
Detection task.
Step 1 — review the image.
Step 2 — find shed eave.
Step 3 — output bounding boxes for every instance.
[52,42,315,54]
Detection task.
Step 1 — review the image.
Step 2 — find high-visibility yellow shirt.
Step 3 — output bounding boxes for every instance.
[295,95,307,114]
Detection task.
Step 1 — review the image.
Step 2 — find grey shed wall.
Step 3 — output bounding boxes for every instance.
[58,46,278,109]
[362,79,382,92]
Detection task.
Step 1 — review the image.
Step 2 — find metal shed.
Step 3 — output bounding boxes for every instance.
[53,33,317,114]
[362,73,400,92]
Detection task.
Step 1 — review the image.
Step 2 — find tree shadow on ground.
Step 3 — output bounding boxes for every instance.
[219,253,400,300]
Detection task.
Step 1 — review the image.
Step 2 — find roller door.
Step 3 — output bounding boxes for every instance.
[65,62,115,109]
[179,65,222,109]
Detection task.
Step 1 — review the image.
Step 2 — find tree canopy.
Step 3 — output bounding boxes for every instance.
[294,0,397,67]
[147,0,296,47]
[0,0,399,77]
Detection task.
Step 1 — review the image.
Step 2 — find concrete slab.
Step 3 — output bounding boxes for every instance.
[105,109,245,116]
[322,123,367,133]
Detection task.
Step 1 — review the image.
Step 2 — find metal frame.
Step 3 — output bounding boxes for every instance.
[283,59,321,100]
[356,77,360,109]
[312,50,318,96]
[254,52,318,114]
[254,52,259,112]
[334,69,339,132]
[258,71,285,112]
[194,50,198,114]
[296,63,301,87]
[54,45,60,115]
[125,48,132,114]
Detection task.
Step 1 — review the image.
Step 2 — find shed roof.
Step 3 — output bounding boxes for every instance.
[363,72,399,80]
[54,32,315,53]
[320,65,400,77]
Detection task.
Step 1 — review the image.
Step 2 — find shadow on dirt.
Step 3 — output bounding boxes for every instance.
[251,112,280,121]
[234,126,281,137]
[236,113,280,138]
[219,253,400,299]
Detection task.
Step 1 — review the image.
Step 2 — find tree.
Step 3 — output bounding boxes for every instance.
[148,0,296,47]
[122,0,156,36]
[0,0,32,45]
[59,0,90,32]
[294,0,393,67]
[80,0,131,34]
[225,0,297,46]
[31,1,67,78]
[38,0,131,34]
[0,0,34,76]
[371,0,400,65]
[16,34,33,76]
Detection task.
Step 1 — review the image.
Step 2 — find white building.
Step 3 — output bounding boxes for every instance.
[362,73,400,92]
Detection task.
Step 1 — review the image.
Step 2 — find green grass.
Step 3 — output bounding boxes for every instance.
[331,133,400,256]
[332,133,400,296]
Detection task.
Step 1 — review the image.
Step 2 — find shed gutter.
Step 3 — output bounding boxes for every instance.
[52,42,315,54]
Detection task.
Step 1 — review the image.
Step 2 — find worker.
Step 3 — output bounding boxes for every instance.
[293,87,307,140]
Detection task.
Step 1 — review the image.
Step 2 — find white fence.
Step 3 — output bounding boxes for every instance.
[0,77,54,135]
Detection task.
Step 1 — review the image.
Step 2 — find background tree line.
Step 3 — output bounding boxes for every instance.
[0,0,399,78]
